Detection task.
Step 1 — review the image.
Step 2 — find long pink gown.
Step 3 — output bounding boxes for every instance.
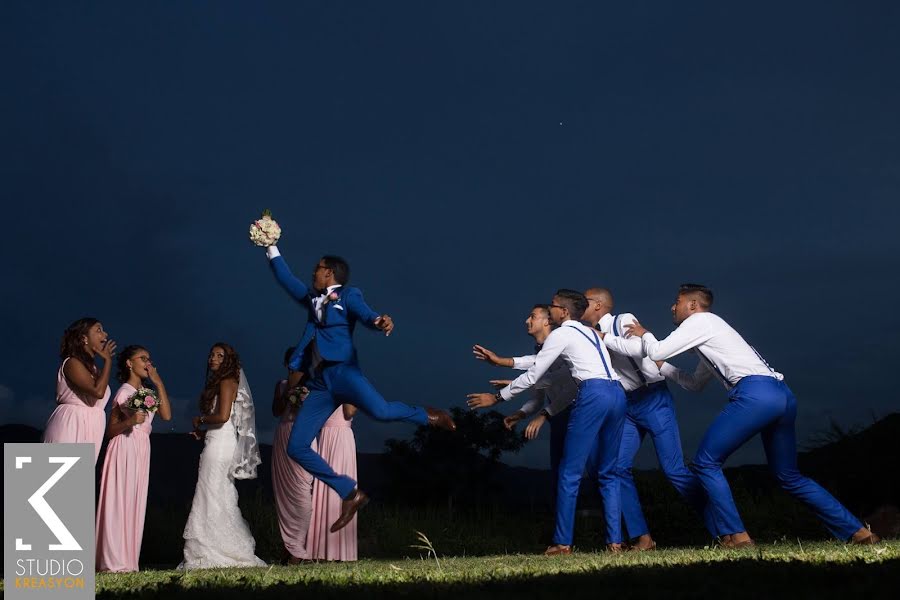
[271,380,316,560]
[306,406,358,561]
[43,357,111,464]
[95,383,153,572]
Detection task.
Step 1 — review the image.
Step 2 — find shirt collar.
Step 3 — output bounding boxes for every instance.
[598,313,613,332]
[315,284,342,297]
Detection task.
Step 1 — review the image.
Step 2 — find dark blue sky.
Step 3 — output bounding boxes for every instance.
[2,2,898,468]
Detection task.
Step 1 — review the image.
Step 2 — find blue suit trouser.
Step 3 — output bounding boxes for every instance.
[286,362,428,499]
[616,382,721,538]
[693,375,863,540]
[554,378,627,546]
[548,405,572,506]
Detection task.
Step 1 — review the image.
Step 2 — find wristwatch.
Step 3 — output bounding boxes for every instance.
[539,408,551,418]
[494,391,503,403]
[199,415,206,425]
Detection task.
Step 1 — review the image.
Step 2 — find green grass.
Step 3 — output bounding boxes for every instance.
[78,541,900,599]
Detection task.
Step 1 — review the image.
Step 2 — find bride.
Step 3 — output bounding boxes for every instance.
[179,343,266,569]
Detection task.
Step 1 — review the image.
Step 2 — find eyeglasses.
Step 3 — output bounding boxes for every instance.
[548,304,566,310]
[314,265,330,271]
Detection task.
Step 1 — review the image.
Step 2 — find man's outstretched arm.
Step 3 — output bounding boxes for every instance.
[266,246,310,303]
[344,288,393,335]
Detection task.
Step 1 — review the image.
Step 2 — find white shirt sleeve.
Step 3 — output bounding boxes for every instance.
[500,330,568,401]
[512,355,536,370]
[519,390,545,416]
[603,333,645,359]
[641,317,715,361]
[266,245,281,260]
[659,360,714,392]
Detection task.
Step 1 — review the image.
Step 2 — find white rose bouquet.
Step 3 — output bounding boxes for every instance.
[249,209,282,247]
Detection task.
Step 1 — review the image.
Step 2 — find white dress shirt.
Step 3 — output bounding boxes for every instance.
[642,312,783,391]
[513,354,578,416]
[597,313,665,393]
[499,320,619,401]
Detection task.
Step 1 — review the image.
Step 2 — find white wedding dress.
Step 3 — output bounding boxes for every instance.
[179,370,266,569]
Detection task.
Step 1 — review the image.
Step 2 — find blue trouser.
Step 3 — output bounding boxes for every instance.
[616,381,721,538]
[286,361,428,499]
[548,405,572,506]
[693,375,863,540]
[554,378,627,546]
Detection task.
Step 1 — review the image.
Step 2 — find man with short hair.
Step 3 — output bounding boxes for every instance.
[625,283,879,547]
[470,304,578,507]
[265,245,456,533]
[581,287,720,550]
[468,289,626,554]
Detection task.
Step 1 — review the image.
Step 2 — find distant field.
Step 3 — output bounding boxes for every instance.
[69,541,900,599]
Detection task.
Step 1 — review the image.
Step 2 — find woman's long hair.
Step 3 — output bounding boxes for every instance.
[200,342,241,414]
[59,318,100,378]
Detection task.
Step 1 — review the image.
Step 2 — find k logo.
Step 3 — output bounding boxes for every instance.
[4,443,95,599]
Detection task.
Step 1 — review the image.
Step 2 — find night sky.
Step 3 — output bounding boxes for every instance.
[2,2,898,469]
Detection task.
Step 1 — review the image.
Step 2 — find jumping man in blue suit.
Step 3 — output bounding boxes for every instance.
[265,244,456,532]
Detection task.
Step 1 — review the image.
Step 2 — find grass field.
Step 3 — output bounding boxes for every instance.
[75,540,897,599]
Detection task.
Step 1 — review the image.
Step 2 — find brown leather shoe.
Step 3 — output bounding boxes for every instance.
[426,407,456,432]
[850,532,881,545]
[628,537,657,552]
[719,538,756,549]
[330,488,369,533]
[544,544,573,556]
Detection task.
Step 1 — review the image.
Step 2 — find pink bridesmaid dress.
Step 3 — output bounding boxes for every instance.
[43,357,111,463]
[95,383,154,572]
[272,380,316,560]
[306,406,358,561]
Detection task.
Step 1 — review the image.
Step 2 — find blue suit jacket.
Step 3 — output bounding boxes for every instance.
[270,255,381,370]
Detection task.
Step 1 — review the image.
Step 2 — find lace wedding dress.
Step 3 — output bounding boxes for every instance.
[179,370,266,569]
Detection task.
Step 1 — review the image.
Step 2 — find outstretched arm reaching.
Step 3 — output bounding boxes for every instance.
[266,246,311,304]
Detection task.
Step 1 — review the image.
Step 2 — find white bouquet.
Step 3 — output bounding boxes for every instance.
[249,209,282,247]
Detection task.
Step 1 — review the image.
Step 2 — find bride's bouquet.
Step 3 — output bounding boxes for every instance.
[125,387,159,413]
[249,209,282,247]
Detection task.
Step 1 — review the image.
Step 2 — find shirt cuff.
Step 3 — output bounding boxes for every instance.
[499,386,513,401]
[512,356,533,370]
[659,362,679,378]
[266,245,281,260]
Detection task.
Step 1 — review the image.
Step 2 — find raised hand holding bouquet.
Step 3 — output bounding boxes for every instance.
[249,209,282,247]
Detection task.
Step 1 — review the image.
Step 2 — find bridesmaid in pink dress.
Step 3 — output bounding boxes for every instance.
[271,348,315,564]
[95,345,172,572]
[43,318,117,463]
[306,403,358,561]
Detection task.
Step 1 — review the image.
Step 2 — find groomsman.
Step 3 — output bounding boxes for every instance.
[625,283,879,547]
[469,304,579,506]
[265,245,456,533]
[468,290,626,554]
[581,288,720,550]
